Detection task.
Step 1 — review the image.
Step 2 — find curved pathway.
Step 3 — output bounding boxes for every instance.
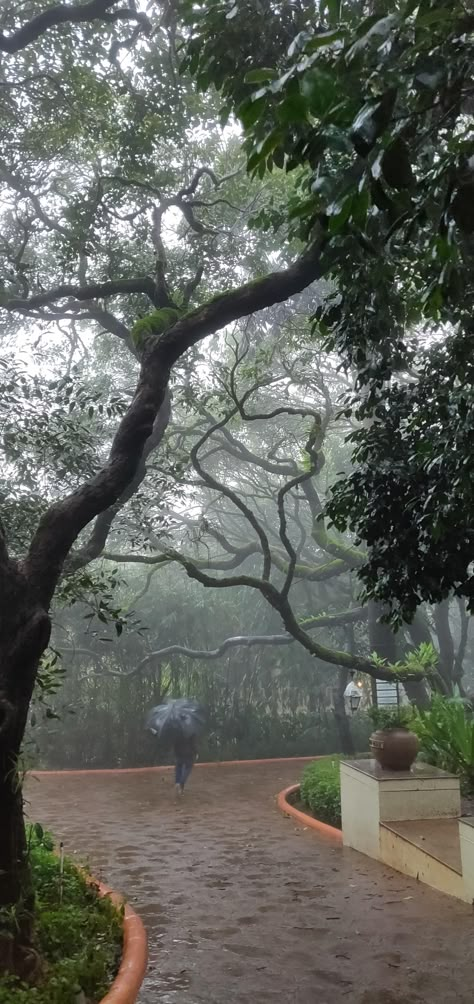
[28,760,474,1004]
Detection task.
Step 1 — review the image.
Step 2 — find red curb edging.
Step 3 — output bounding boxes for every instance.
[277,784,343,844]
[32,755,318,777]
[96,881,148,1004]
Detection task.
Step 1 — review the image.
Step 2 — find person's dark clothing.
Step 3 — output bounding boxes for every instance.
[173,734,197,788]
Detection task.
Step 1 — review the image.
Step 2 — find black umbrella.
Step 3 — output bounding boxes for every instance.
[145,698,206,743]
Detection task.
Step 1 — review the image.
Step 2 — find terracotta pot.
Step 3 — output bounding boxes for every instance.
[369,727,419,771]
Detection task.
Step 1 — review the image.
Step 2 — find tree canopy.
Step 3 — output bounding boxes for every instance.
[183,0,474,620]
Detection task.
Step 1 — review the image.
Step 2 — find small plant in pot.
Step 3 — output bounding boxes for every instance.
[368,705,418,771]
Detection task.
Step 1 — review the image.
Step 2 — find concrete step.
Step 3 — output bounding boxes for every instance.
[380,817,464,900]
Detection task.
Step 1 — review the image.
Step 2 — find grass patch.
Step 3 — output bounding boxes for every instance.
[0,827,123,1004]
[299,757,342,829]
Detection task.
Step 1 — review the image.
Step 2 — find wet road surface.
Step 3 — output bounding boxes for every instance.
[27,760,474,1004]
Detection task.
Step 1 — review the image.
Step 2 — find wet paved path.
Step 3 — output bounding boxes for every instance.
[28,761,474,1004]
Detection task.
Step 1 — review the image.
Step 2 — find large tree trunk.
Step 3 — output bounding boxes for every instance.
[0,551,51,978]
[367,601,397,662]
[0,771,37,979]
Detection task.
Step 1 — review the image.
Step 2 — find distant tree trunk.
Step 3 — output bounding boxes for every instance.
[433,600,456,693]
[404,610,433,707]
[453,598,469,692]
[333,668,355,756]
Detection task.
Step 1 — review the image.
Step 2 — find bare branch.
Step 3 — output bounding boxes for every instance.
[177,167,242,200]
[0,162,71,240]
[0,0,149,53]
[103,541,257,571]
[3,276,157,312]
[302,479,365,568]
[98,608,369,678]
[277,420,323,598]
[190,413,273,581]
[169,551,421,682]
[119,635,297,677]
[151,205,174,308]
[86,302,132,345]
[181,265,204,308]
[101,174,162,198]
[302,607,368,630]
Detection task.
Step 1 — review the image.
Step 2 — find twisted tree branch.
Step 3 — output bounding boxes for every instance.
[3,276,157,311]
[20,234,325,604]
[0,0,149,52]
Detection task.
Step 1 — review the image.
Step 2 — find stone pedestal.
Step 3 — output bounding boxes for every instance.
[341,759,460,860]
[459,817,474,904]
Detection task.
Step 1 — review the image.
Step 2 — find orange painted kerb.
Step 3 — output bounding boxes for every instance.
[277,784,343,845]
[96,880,148,1004]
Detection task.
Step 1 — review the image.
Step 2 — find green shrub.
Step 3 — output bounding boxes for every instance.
[368,705,414,730]
[299,757,342,828]
[0,827,123,1004]
[411,695,474,790]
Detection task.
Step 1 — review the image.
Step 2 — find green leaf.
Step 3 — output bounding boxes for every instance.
[276,87,308,123]
[415,7,456,26]
[324,0,342,26]
[305,29,345,51]
[33,822,44,841]
[244,69,277,84]
[351,187,370,228]
[301,67,341,119]
[328,193,354,233]
[238,95,265,129]
[257,131,282,157]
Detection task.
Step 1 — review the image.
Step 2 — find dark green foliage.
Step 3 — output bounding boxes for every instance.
[184,0,472,275]
[182,0,474,621]
[326,331,474,621]
[411,696,474,791]
[299,756,342,828]
[368,705,414,730]
[0,829,123,1004]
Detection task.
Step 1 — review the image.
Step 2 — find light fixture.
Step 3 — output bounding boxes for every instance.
[343,674,363,715]
[349,688,362,713]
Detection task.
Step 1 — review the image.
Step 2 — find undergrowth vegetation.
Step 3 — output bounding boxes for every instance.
[0,827,122,1004]
[299,757,342,829]
[411,696,474,793]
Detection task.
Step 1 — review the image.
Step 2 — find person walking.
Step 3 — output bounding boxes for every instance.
[146,698,205,797]
[173,731,197,795]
